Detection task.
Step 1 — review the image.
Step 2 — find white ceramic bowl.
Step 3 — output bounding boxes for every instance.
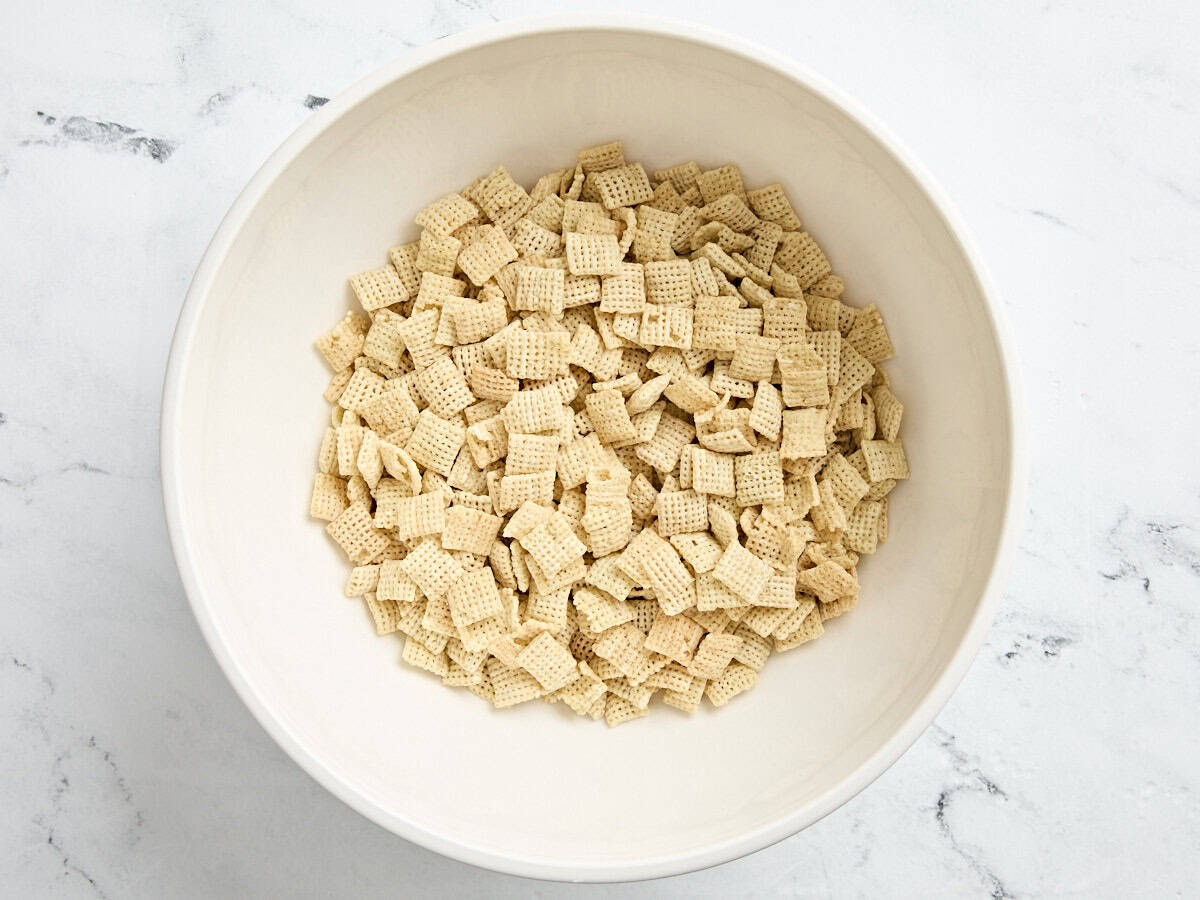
[162,14,1024,882]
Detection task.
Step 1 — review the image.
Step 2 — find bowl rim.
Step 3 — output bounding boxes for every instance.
[161,11,1027,883]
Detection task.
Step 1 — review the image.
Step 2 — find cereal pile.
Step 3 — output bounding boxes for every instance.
[311,142,907,725]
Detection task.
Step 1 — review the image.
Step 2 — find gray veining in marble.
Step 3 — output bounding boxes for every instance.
[2,0,1198,896]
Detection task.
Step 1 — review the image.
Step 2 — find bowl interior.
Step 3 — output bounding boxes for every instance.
[166,23,1015,879]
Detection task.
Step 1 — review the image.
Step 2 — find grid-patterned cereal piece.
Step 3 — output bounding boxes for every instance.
[526,582,571,632]
[474,166,528,219]
[638,304,693,350]
[521,514,586,579]
[376,560,419,604]
[632,206,680,262]
[551,432,603,490]
[823,453,870,511]
[415,192,479,239]
[316,311,369,371]
[385,241,421,298]
[496,471,555,515]
[696,164,747,204]
[744,220,784,272]
[336,423,364,478]
[662,675,706,713]
[796,560,858,603]
[710,360,755,400]
[326,503,390,564]
[846,304,895,363]
[655,490,708,536]
[399,538,464,602]
[731,624,772,671]
[669,530,722,574]
[310,472,348,521]
[806,273,844,299]
[598,261,646,315]
[562,200,608,233]
[774,231,831,287]
[661,376,717,417]
[836,341,875,406]
[654,160,702,193]
[692,295,741,351]
[585,389,637,444]
[670,206,703,254]
[604,695,648,726]
[487,657,543,708]
[564,232,622,276]
[735,451,785,506]
[593,621,659,681]
[414,230,461,278]
[746,183,802,231]
[515,631,578,691]
[689,632,744,680]
[396,308,448,371]
[649,180,685,214]
[577,140,625,173]
[696,573,749,611]
[644,611,705,665]
[643,259,692,305]
[773,605,824,649]
[446,565,501,627]
[563,272,602,309]
[502,386,564,434]
[687,257,719,298]
[871,385,903,443]
[452,298,506,345]
[700,192,759,233]
[514,265,566,317]
[511,218,563,258]
[468,364,518,403]
[505,329,570,380]
[632,533,696,615]
[592,163,653,209]
[729,335,781,382]
[440,505,503,555]
[749,382,783,441]
[324,370,355,409]
[344,563,380,597]
[405,410,465,477]
[528,193,566,233]
[415,357,474,418]
[780,358,830,408]
[338,367,385,416]
[464,416,507,469]
[503,432,559,477]
[362,309,405,368]
[350,265,408,312]
[390,491,447,541]
[688,447,735,497]
[572,586,634,632]
[705,662,758,707]
[360,595,403,638]
[780,408,828,461]
[861,439,910,481]
[457,224,518,286]
[421,593,456,637]
[634,411,696,473]
[712,541,771,604]
[844,499,883,554]
[401,635,449,676]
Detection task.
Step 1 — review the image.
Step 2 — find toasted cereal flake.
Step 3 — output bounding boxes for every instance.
[711,541,772,605]
[705,662,758,706]
[564,232,622,276]
[861,439,910,481]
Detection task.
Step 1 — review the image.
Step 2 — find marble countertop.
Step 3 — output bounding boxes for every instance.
[3,0,1197,895]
